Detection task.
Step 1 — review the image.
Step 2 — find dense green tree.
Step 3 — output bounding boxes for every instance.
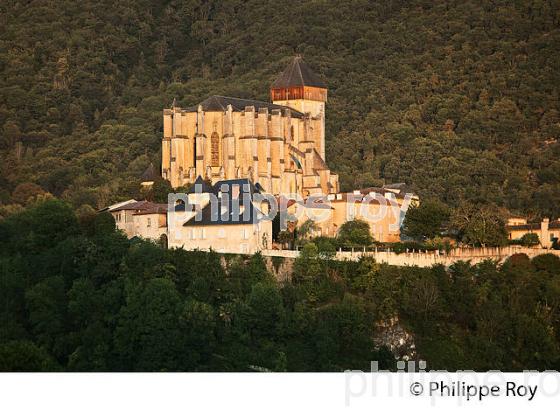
[179,298,217,370]
[532,254,560,274]
[1,197,560,372]
[450,203,508,247]
[519,233,541,247]
[143,177,174,203]
[1,0,559,218]
[114,278,187,371]
[0,341,59,371]
[337,219,373,248]
[314,294,375,371]
[403,200,450,240]
[11,182,47,205]
[25,276,69,362]
[293,243,323,283]
[295,220,318,246]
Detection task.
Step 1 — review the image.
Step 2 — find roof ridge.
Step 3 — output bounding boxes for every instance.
[182,95,304,118]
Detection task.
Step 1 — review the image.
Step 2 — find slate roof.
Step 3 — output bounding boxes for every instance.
[183,199,265,226]
[271,56,327,89]
[507,220,560,231]
[187,176,215,194]
[183,178,267,226]
[136,204,167,215]
[141,163,156,182]
[181,95,304,119]
[111,200,167,213]
[213,178,261,197]
[98,199,137,212]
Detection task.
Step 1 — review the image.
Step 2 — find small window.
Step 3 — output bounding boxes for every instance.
[242,228,248,239]
[201,228,206,239]
[240,244,248,253]
[147,218,151,228]
[218,228,225,238]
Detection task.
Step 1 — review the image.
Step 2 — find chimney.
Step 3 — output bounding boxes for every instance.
[541,218,551,249]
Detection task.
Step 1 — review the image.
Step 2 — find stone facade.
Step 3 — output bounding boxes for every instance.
[115,57,421,247]
[507,217,560,249]
[108,200,167,241]
[287,188,417,243]
[161,57,339,197]
[260,246,560,268]
[166,178,273,254]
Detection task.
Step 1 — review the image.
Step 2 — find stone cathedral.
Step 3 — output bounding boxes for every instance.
[161,56,339,196]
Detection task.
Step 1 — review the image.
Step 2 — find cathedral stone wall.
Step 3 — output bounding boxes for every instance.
[162,101,338,196]
[162,57,339,196]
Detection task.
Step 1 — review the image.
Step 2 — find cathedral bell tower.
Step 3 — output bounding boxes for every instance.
[270,56,327,159]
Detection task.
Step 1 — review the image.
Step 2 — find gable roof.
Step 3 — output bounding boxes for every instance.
[213,178,261,197]
[187,175,215,194]
[110,200,167,213]
[181,95,304,119]
[99,199,137,212]
[135,204,167,215]
[183,178,267,226]
[271,56,327,89]
[183,199,265,226]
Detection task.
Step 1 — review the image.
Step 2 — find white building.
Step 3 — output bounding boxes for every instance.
[106,177,273,254]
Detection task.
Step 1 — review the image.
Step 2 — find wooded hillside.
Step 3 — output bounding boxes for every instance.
[1,0,559,218]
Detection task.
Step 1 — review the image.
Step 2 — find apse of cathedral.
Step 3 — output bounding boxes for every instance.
[161,56,339,196]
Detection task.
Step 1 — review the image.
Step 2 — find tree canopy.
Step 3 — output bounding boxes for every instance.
[0,0,559,221]
[1,199,559,371]
[403,200,450,240]
[337,219,374,248]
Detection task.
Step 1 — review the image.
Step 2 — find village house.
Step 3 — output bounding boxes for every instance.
[167,177,273,253]
[286,185,417,243]
[108,200,167,242]
[506,217,560,249]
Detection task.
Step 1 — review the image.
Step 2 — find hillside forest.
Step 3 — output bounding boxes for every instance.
[1,0,560,220]
[1,200,560,371]
[1,0,560,372]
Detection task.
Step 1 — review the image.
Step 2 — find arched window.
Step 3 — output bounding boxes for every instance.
[211,132,220,166]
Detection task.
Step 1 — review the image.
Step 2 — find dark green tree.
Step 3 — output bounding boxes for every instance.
[403,200,450,240]
[337,219,373,248]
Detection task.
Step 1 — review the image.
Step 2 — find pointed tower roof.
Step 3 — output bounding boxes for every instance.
[271,56,327,89]
[141,163,156,182]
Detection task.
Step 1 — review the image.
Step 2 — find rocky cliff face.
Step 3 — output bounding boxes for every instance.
[373,317,417,361]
